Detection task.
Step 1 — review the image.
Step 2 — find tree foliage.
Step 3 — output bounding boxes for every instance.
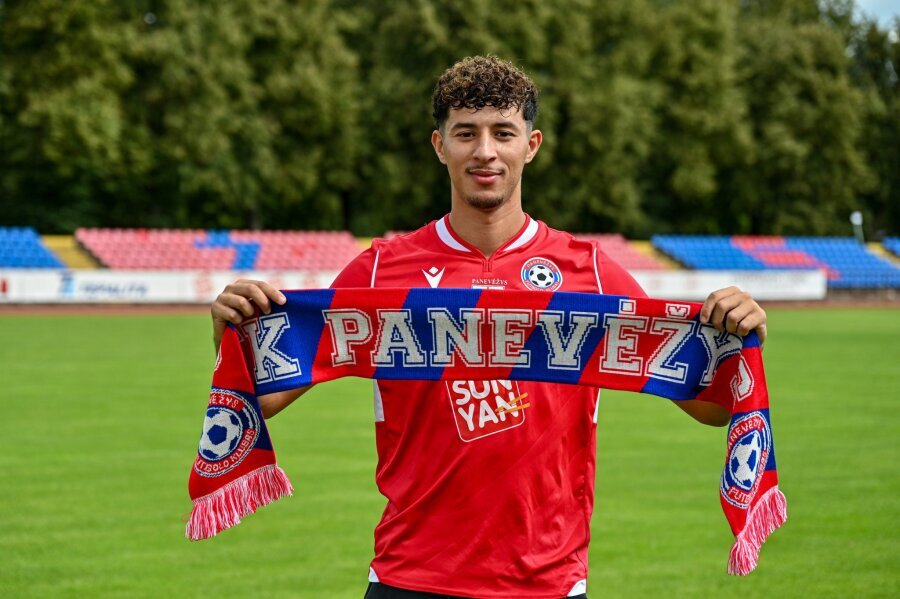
[0,0,896,237]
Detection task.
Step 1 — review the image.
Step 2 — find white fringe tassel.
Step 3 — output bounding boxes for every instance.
[727,485,788,575]
[186,465,294,541]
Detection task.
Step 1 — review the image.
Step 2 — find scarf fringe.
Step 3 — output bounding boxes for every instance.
[186,465,294,541]
[727,486,787,575]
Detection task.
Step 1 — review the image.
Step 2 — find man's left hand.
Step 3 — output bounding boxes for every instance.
[699,286,767,346]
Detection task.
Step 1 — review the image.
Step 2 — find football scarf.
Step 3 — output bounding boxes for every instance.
[187,288,786,575]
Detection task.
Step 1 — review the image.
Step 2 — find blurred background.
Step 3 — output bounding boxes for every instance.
[1,1,898,598]
[0,0,897,238]
[1,0,899,302]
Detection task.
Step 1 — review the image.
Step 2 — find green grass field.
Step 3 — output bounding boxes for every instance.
[1,308,898,598]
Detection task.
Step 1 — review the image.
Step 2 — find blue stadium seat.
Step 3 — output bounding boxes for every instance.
[195,231,261,270]
[652,234,900,289]
[651,235,766,270]
[884,238,900,258]
[0,227,65,268]
[787,237,900,289]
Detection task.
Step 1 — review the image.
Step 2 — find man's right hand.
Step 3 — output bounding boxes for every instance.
[211,279,286,351]
[211,279,307,418]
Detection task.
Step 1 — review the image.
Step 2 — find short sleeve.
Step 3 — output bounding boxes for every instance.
[594,244,647,298]
[330,243,380,289]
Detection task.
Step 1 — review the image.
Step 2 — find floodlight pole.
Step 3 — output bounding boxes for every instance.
[849,211,864,244]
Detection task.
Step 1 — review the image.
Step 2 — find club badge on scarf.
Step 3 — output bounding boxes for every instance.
[187,288,786,575]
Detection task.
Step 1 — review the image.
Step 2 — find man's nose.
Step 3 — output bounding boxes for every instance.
[472,133,497,162]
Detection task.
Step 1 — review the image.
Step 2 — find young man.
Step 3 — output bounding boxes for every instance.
[210,56,767,599]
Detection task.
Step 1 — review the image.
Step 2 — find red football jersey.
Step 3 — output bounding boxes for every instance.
[330,214,646,598]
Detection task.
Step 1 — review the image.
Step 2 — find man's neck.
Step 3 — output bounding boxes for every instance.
[448,198,526,258]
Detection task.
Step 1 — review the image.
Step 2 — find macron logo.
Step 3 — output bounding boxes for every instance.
[422,266,445,288]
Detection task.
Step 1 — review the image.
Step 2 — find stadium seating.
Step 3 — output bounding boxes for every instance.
[574,234,667,270]
[884,237,900,258]
[36,227,900,288]
[653,235,900,288]
[0,227,65,268]
[75,228,362,271]
[784,237,900,288]
[653,236,768,270]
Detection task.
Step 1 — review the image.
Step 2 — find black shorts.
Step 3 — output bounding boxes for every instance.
[364,582,587,599]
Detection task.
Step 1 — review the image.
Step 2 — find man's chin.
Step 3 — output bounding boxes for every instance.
[464,195,508,211]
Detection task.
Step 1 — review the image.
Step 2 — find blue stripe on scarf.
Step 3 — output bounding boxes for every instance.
[514,290,616,385]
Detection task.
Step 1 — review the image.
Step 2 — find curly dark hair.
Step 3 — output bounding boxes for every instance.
[432,55,539,130]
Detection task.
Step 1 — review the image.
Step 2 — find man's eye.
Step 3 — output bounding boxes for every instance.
[496,131,514,138]
[457,131,474,137]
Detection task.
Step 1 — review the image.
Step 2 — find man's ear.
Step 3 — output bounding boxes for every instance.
[431,129,447,165]
[524,129,542,164]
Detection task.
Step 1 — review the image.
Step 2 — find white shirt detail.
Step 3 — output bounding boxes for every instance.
[436,217,471,252]
[592,246,603,425]
[370,249,380,288]
[592,246,603,293]
[502,216,538,252]
[373,380,384,422]
[367,250,383,426]
[568,579,587,596]
[422,266,445,288]
[368,566,380,582]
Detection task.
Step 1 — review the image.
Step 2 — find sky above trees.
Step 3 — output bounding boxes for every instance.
[856,0,898,25]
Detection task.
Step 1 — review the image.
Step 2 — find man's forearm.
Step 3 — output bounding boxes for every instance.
[259,386,311,419]
[674,399,730,427]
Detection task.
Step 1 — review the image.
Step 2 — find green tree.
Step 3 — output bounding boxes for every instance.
[642,0,752,234]
[134,0,360,230]
[0,0,891,238]
[529,0,661,236]
[0,0,359,232]
[337,0,663,236]
[730,0,871,234]
[0,0,146,231]
[848,16,900,237]
[337,0,560,235]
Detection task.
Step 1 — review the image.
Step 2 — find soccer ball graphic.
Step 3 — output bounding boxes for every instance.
[728,431,762,490]
[527,264,556,288]
[199,406,243,461]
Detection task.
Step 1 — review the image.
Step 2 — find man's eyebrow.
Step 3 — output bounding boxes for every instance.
[449,121,522,131]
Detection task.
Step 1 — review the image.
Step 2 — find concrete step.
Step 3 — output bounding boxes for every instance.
[868,242,900,266]
[42,235,101,269]
[629,240,681,269]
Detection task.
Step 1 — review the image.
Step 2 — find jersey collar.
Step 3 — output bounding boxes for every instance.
[435,213,540,256]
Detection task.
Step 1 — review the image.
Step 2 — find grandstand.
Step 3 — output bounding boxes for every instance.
[75,228,362,271]
[653,235,900,289]
[0,227,65,268]
[3,227,900,299]
[885,237,900,259]
[574,234,667,270]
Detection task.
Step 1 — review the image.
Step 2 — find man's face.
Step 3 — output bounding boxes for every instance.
[431,106,542,211]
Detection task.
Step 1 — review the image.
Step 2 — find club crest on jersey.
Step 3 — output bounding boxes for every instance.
[521,257,562,291]
[194,389,260,477]
[720,411,771,508]
[446,379,527,441]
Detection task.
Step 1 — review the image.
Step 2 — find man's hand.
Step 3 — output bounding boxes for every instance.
[699,286,767,346]
[677,287,766,427]
[211,279,286,351]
